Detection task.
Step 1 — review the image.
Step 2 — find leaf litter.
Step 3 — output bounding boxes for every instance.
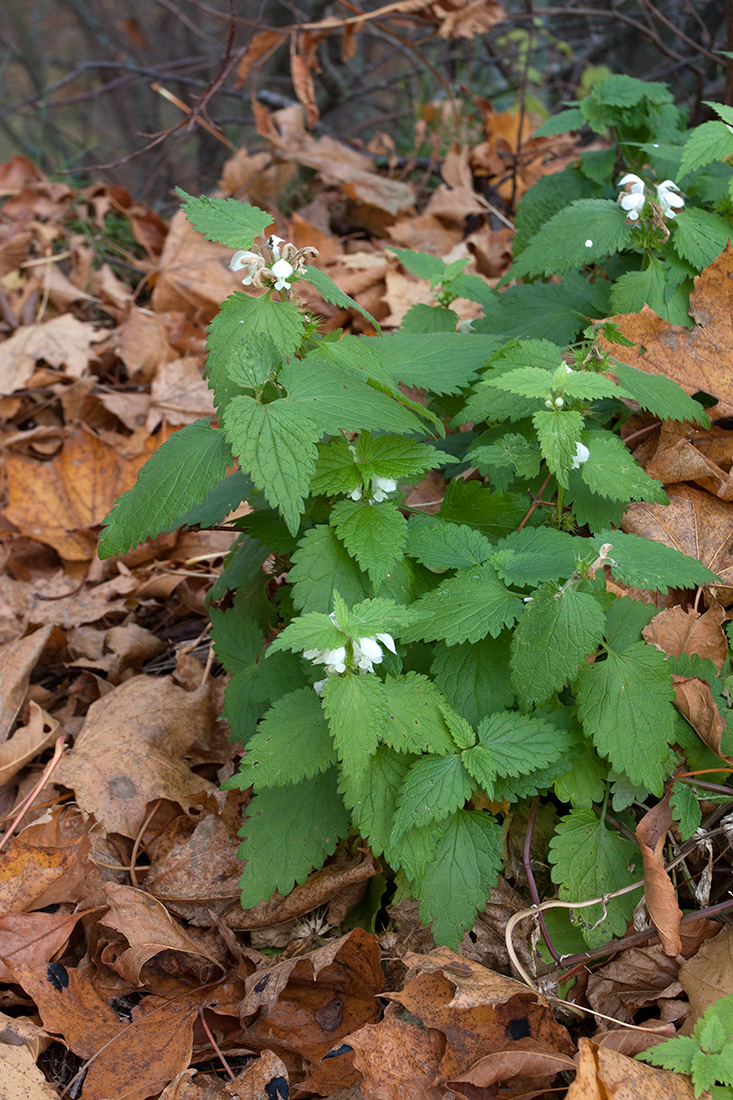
[1,97,733,1098]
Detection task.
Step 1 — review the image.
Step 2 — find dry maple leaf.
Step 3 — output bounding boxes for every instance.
[605,242,733,419]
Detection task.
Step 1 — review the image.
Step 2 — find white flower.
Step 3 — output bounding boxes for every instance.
[313,678,327,695]
[656,179,684,219]
[229,249,263,285]
[303,643,346,676]
[348,486,363,501]
[376,632,397,654]
[584,239,593,247]
[554,397,564,408]
[371,475,397,503]
[571,441,590,469]
[268,235,285,260]
[271,257,294,291]
[617,173,646,221]
[352,632,397,673]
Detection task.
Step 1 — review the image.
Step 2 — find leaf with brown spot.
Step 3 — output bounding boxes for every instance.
[672,675,727,757]
[605,242,733,419]
[635,795,682,957]
[53,676,216,837]
[0,627,53,743]
[0,703,59,785]
[566,1037,695,1098]
[643,603,728,671]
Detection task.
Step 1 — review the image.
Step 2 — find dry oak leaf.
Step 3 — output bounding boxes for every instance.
[5,426,159,560]
[0,314,105,394]
[622,485,733,598]
[605,242,733,419]
[566,1037,695,1099]
[0,701,59,785]
[635,794,682,956]
[672,675,728,758]
[0,625,53,743]
[114,309,178,383]
[643,603,728,671]
[680,923,733,1023]
[386,947,573,1082]
[146,355,214,430]
[348,1009,444,1100]
[54,675,216,837]
[99,882,224,984]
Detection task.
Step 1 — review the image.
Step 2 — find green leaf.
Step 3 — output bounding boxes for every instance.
[554,741,608,809]
[602,596,657,652]
[340,744,413,856]
[578,430,667,503]
[679,120,733,177]
[290,525,369,613]
[375,333,501,395]
[476,710,573,777]
[533,107,586,137]
[391,754,474,842]
[387,246,446,280]
[461,745,496,796]
[174,470,252,530]
[207,534,271,605]
[401,304,458,333]
[503,200,632,283]
[416,810,503,949]
[356,434,454,479]
[673,207,732,271]
[438,480,528,539]
[491,527,578,587]
[177,188,272,249]
[576,641,676,795]
[237,769,349,906]
[607,359,709,425]
[431,635,514,727]
[532,409,585,489]
[401,562,524,646]
[590,530,719,592]
[227,687,335,789]
[488,367,557,399]
[330,500,407,589]
[206,293,306,410]
[334,595,409,640]
[321,673,389,780]
[670,780,702,841]
[470,433,541,487]
[511,584,606,706]
[281,359,426,435]
[382,672,457,755]
[566,474,627,534]
[226,331,281,390]
[301,264,381,332]
[609,260,692,326]
[210,608,262,673]
[223,395,319,535]
[548,808,642,947]
[637,1035,700,1075]
[405,517,494,571]
[472,283,587,346]
[513,167,596,255]
[267,612,345,657]
[99,421,232,557]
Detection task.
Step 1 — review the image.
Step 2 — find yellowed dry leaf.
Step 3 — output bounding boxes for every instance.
[566,1038,695,1098]
[349,1011,444,1100]
[0,1043,59,1100]
[146,355,214,429]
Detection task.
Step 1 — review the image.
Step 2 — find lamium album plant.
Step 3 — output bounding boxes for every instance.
[100,74,733,952]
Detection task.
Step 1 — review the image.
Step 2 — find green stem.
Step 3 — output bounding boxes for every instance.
[556,484,564,525]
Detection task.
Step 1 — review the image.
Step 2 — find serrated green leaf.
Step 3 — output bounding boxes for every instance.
[391,754,474,842]
[310,438,363,497]
[267,612,345,657]
[493,757,574,803]
[331,500,407,589]
[334,595,409,640]
[99,421,232,557]
[382,672,456,755]
[609,259,693,326]
[491,366,559,399]
[174,470,252,530]
[226,331,280,389]
[281,358,426,435]
[469,433,542,487]
[177,188,272,249]
[511,584,606,706]
[387,820,442,882]
[401,304,458,333]
[566,473,627,534]
[533,107,586,137]
[387,246,446,280]
[340,744,413,856]
[460,745,497,796]
[207,534,271,605]
[680,120,733,177]
[504,200,632,283]
[431,634,514,726]
[476,710,573,777]
[321,673,389,779]
[228,687,335,789]
[670,780,703,842]
[290,525,369,613]
[405,516,494,571]
[578,430,667,503]
[491,527,577,586]
[637,1035,700,1075]
[301,264,381,332]
[442,706,475,750]
[416,810,503,949]
[472,282,587,345]
[237,769,349,906]
[590,530,719,592]
[210,608,262,673]
[673,207,732,271]
[223,395,319,534]
[554,740,608,809]
[438,480,528,538]
[513,167,596,255]
[548,808,642,947]
[576,641,676,794]
[532,409,585,489]
[206,293,306,410]
[375,332,501,395]
[401,562,523,645]
[602,596,657,651]
[355,434,454,478]
[607,359,709,425]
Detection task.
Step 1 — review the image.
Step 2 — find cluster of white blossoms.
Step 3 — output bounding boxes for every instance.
[617,174,684,222]
[230,236,319,292]
[304,614,397,692]
[348,474,398,503]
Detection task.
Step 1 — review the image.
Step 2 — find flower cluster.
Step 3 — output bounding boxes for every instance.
[303,614,397,692]
[230,235,319,293]
[348,474,398,503]
[617,174,684,222]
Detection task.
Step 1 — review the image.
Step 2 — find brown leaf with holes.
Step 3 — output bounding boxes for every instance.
[635,795,682,957]
[606,242,733,418]
[0,626,53,743]
[643,603,728,670]
[672,674,727,757]
[566,1038,695,1098]
[53,676,216,837]
[5,427,159,560]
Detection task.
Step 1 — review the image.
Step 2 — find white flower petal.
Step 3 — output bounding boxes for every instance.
[348,487,363,501]
[230,249,260,271]
[571,441,590,469]
[303,648,322,661]
[271,258,294,279]
[268,235,285,259]
[618,173,645,192]
[358,636,383,663]
[376,632,397,654]
[620,192,645,213]
[313,679,327,695]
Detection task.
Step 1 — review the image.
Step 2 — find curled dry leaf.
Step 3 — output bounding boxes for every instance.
[672,675,728,758]
[0,909,87,982]
[566,1037,696,1098]
[643,603,728,671]
[586,945,684,1026]
[635,794,682,956]
[0,625,53,743]
[0,702,59,786]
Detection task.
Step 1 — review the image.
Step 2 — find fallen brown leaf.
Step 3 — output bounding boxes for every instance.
[635,794,682,956]
[672,675,728,757]
[0,626,53,743]
[348,1009,444,1100]
[0,313,105,393]
[0,701,59,785]
[643,603,728,671]
[566,1037,695,1098]
[0,908,87,981]
[586,944,684,1026]
[680,923,733,1023]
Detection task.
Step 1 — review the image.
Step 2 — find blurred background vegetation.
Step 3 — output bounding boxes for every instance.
[1,0,730,211]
